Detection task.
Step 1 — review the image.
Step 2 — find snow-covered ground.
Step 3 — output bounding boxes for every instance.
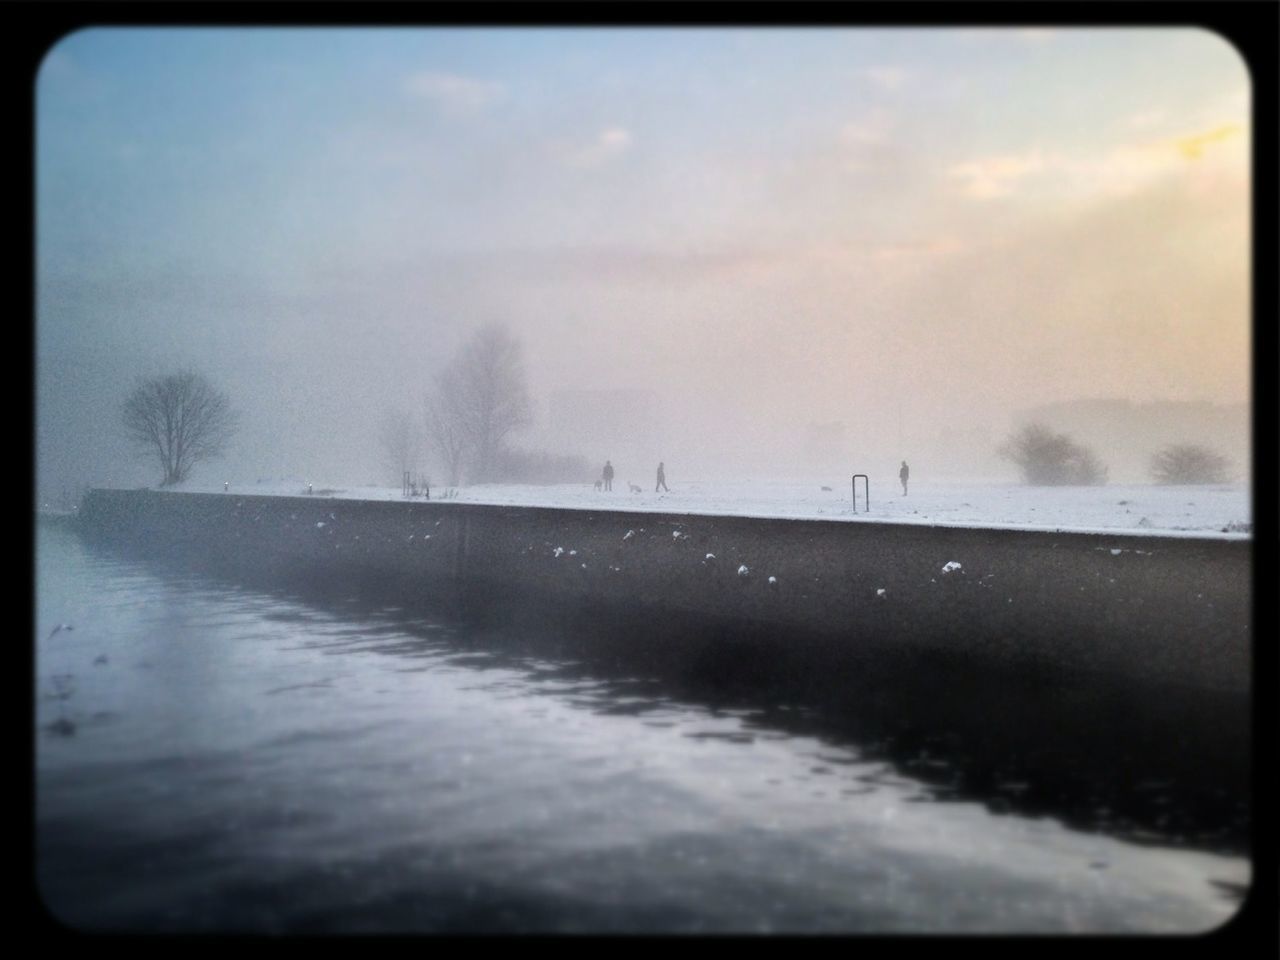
[166,477,1252,539]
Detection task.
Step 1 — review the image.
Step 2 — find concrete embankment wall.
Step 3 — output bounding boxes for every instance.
[76,488,1250,696]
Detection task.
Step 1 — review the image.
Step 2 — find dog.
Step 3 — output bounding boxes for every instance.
[594,478,603,491]
[628,482,642,493]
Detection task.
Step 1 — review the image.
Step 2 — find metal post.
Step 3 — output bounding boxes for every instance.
[852,474,869,513]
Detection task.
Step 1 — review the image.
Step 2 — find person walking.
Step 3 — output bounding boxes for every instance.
[899,460,910,496]
[655,461,669,492]
[602,460,615,492]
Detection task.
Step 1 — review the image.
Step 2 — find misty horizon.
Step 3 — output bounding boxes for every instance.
[36,27,1251,498]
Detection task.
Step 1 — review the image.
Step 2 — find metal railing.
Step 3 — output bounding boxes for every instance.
[851,474,869,513]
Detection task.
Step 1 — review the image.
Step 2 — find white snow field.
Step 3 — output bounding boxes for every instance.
[171,477,1252,539]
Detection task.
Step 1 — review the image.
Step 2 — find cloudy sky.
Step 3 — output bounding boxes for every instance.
[36,27,1250,494]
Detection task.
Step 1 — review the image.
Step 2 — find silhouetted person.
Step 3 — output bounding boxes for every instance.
[899,460,909,496]
[656,462,669,492]
[602,460,614,491]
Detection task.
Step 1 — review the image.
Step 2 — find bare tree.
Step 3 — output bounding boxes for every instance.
[378,406,423,484]
[1150,443,1230,484]
[999,422,1107,486]
[423,367,469,487]
[447,324,533,484]
[122,369,237,486]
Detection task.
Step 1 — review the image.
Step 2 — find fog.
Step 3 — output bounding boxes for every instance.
[36,28,1251,501]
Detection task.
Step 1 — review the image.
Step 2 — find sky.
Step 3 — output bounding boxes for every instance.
[35,27,1252,496]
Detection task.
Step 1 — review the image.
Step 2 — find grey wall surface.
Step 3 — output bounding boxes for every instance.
[76,489,1251,696]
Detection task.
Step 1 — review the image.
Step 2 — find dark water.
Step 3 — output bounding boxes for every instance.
[35,522,1249,933]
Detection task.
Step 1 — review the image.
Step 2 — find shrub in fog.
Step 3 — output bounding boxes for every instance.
[1149,443,1230,485]
[999,422,1108,486]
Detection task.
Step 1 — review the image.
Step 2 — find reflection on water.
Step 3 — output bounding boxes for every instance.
[36,523,1249,933]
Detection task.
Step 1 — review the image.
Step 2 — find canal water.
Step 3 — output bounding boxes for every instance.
[35,521,1249,933]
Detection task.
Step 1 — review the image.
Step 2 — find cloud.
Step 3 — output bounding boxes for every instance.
[1175,123,1242,159]
[403,71,503,115]
[947,122,1246,201]
[861,66,909,93]
[563,127,633,168]
[840,119,890,149]
[947,149,1047,199]
[508,237,964,288]
[1126,108,1170,132]
[839,111,895,172]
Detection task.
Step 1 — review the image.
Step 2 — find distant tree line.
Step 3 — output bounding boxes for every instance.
[115,328,587,491]
[114,356,1234,492]
[1000,422,1233,486]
